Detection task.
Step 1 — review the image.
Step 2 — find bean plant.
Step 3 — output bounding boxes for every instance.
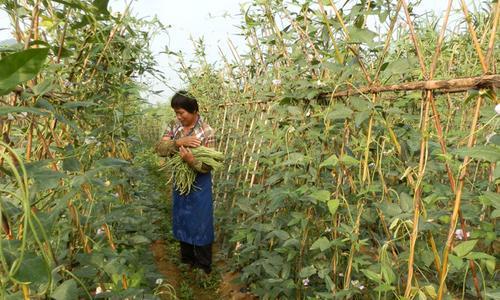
[0,0,173,298]
[176,1,499,299]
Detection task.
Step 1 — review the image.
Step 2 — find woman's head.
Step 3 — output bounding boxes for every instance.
[171,91,199,127]
[171,91,199,113]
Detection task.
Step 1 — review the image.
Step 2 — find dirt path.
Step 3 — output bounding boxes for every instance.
[151,240,256,300]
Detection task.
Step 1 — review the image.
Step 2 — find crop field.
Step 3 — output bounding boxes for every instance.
[0,0,498,299]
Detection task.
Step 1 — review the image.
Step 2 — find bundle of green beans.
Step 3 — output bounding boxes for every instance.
[163,146,224,195]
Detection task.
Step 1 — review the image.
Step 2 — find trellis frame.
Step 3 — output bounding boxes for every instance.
[207,1,498,298]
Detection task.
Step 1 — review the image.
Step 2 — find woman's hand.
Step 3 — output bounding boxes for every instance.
[175,136,201,148]
[179,146,195,165]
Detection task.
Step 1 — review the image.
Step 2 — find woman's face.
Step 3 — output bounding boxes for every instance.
[174,108,197,127]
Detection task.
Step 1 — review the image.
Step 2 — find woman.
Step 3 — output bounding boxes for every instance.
[155,91,215,274]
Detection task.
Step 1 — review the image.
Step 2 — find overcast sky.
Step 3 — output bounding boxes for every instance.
[0,1,483,103]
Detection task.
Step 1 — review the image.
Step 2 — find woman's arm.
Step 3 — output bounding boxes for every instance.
[179,146,212,173]
[155,135,202,157]
[155,137,177,157]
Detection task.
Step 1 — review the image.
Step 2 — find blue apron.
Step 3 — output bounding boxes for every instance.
[172,171,214,246]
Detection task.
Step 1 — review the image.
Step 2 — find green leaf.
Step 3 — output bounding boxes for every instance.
[479,191,500,209]
[63,157,81,172]
[464,252,496,260]
[422,285,437,298]
[310,237,330,252]
[271,230,290,240]
[484,289,500,299]
[400,192,413,213]
[361,269,381,283]
[485,259,495,275]
[382,57,418,75]
[283,152,308,166]
[95,158,130,167]
[129,235,151,245]
[455,145,500,162]
[339,154,359,166]
[0,106,49,116]
[62,101,98,109]
[453,240,478,257]
[287,106,302,116]
[493,164,500,180]
[448,254,464,269]
[12,256,50,284]
[93,0,109,15]
[310,190,330,203]
[319,154,338,168]
[32,79,53,95]
[30,168,66,184]
[381,263,396,284]
[0,48,49,95]
[299,265,317,278]
[52,279,78,300]
[327,199,340,216]
[347,26,377,46]
[326,104,353,120]
[374,284,395,292]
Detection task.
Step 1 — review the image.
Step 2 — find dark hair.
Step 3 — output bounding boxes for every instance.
[170,91,199,113]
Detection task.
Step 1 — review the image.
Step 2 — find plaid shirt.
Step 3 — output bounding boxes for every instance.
[156,115,216,173]
[164,115,215,148]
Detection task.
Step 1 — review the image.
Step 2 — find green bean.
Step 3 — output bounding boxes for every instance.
[160,146,224,195]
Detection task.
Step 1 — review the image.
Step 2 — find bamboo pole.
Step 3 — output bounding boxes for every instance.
[485,1,500,67]
[459,0,488,73]
[89,1,132,80]
[316,0,343,64]
[402,0,428,78]
[374,1,403,82]
[324,0,373,84]
[404,94,430,298]
[319,75,499,99]
[437,95,483,300]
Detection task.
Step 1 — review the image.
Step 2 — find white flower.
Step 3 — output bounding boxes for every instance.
[368,162,375,168]
[455,229,470,240]
[19,112,28,118]
[302,278,310,286]
[359,285,365,290]
[287,126,296,133]
[114,193,119,198]
[324,227,332,233]
[338,273,344,277]
[96,228,105,236]
[95,286,103,294]
[7,113,14,120]
[316,80,325,87]
[495,103,500,115]
[272,79,281,86]
[84,136,97,145]
[104,180,111,187]
[486,132,496,144]
[305,109,311,117]
[235,242,242,251]
[382,149,394,155]
[155,278,163,285]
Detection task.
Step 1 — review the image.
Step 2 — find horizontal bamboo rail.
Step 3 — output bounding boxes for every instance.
[321,74,499,98]
[9,75,498,110]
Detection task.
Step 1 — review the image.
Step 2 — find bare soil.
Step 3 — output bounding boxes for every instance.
[151,240,257,300]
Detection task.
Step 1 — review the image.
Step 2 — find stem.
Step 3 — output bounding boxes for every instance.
[437,96,483,300]
[404,93,430,297]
